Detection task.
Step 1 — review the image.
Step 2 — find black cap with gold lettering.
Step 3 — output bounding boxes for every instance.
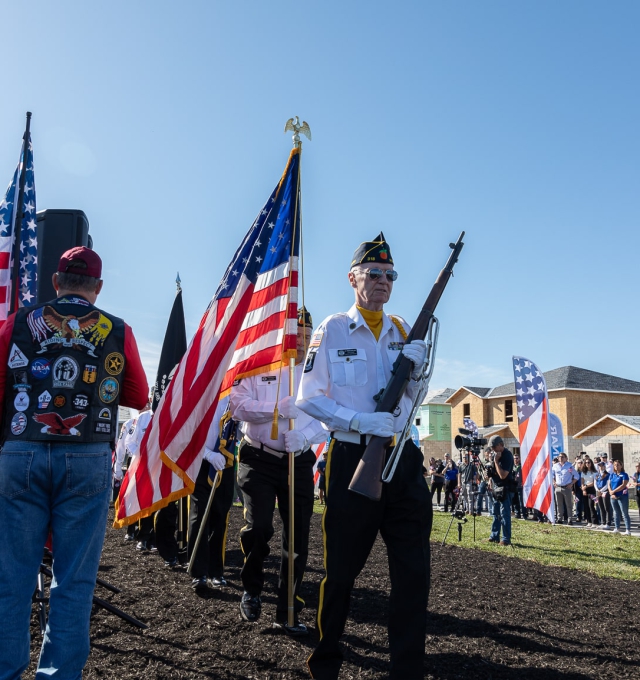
[297,306,313,328]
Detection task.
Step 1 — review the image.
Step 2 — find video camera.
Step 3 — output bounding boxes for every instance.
[454,428,488,455]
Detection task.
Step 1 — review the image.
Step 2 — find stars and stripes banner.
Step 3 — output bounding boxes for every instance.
[115,148,301,526]
[513,356,555,523]
[313,438,330,487]
[463,416,479,437]
[0,132,37,325]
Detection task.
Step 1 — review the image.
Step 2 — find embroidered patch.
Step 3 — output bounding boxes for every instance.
[30,358,51,380]
[11,413,27,435]
[309,332,324,348]
[99,408,111,420]
[82,365,97,384]
[53,395,66,408]
[14,392,30,412]
[304,349,318,373]
[95,422,111,434]
[104,352,124,376]
[388,342,404,351]
[99,378,119,403]
[52,356,80,389]
[38,391,52,410]
[33,412,86,436]
[72,393,90,411]
[8,344,29,369]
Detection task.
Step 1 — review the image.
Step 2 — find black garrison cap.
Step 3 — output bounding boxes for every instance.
[350,232,393,268]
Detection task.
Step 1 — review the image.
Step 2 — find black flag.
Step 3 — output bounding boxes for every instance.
[152,283,187,411]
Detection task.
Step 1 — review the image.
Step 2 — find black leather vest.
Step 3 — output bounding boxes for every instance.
[2,295,125,445]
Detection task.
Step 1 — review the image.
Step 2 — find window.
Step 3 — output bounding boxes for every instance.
[463,403,470,417]
[505,399,513,422]
[512,446,520,457]
[415,417,421,427]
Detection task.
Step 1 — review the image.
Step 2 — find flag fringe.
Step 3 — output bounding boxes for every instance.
[112,483,191,529]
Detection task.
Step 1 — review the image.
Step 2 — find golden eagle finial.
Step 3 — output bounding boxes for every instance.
[284,116,312,148]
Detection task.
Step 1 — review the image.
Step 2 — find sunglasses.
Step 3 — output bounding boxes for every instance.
[355,268,398,281]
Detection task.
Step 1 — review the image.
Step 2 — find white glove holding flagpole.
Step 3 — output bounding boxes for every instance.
[401,340,427,379]
[204,447,226,471]
[113,464,124,482]
[284,430,307,452]
[279,395,299,419]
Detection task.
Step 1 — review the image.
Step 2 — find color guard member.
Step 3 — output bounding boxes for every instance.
[297,234,431,679]
[230,307,326,635]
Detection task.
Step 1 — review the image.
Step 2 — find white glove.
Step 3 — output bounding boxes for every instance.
[203,447,226,471]
[278,395,299,419]
[350,412,395,438]
[113,465,124,482]
[402,340,427,378]
[284,430,308,452]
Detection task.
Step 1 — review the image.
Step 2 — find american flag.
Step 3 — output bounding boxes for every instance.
[513,356,555,522]
[463,416,478,437]
[0,134,37,324]
[115,148,301,526]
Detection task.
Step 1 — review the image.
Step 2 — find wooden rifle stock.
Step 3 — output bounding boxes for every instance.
[348,232,465,500]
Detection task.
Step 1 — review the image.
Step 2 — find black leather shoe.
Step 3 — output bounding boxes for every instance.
[209,576,227,588]
[273,614,309,636]
[240,592,261,622]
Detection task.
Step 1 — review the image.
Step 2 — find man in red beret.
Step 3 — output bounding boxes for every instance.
[0,246,148,678]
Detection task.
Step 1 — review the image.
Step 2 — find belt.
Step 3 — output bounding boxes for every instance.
[242,436,309,459]
[331,431,398,446]
[558,483,573,489]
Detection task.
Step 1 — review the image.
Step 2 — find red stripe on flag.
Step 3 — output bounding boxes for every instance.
[236,310,287,349]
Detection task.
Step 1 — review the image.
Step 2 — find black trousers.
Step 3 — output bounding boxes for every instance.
[188,461,235,579]
[237,443,315,616]
[155,502,179,562]
[308,439,432,680]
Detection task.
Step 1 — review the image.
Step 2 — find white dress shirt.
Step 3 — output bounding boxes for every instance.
[114,417,135,469]
[230,363,326,451]
[296,304,418,434]
[124,410,153,458]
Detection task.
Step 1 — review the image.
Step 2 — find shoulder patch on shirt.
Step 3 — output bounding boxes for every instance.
[304,350,317,373]
[232,378,241,386]
[309,331,324,349]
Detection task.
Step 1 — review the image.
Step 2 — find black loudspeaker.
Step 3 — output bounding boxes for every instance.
[36,209,91,303]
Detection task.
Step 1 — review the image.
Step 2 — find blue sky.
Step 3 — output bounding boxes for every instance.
[1,1,638,391]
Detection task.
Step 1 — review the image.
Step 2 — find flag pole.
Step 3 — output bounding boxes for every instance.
[9,112,32,314]
[285,118,308,629]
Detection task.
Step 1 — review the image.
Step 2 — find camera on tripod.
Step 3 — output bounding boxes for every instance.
[454,428,487,455]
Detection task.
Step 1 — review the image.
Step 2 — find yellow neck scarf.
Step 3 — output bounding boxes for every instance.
[357,306,383,341]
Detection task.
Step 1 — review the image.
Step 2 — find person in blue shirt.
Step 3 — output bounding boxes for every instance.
[607,460,631,535]
[594,462,613,529]
[443,458,459,513]
[632,462,640,512]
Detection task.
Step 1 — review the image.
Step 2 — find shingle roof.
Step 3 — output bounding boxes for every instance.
[422,388,456,405]
[573,414,640,438]
[461,387,491,398]
[487,366,640,398]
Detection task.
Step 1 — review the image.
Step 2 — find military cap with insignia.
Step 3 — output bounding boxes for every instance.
[297,306,313,328]
[350,232,393,268]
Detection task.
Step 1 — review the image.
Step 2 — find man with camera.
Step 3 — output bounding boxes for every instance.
[486,435,515,546]
[457,451,478,515]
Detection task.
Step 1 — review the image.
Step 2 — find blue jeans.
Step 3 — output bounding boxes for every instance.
[490,492,511,543]
[610,494,631,532]
[0,440,111,680]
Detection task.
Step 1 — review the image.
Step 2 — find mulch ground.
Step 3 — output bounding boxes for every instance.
[27,506,640,679]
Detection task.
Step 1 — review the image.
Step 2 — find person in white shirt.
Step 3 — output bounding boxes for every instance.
[230,307,326,635]
[552,453,579,524]
[297,233,430,680]
[115,417,136,541]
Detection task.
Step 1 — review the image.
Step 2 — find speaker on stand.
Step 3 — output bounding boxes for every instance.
[36,209,91,303]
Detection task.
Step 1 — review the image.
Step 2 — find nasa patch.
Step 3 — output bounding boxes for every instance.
[30,358,51,380]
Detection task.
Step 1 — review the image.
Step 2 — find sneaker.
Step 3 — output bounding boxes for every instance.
[209,576,227,588]
[191,577,208,593]
[149,544,158,553]
[273,614,309,636]
[611,529,620,534]
[240,592,261,622]
[124,534,136,542]
[586,523,592,528]
[622,531,632,536]
[136,541,148,551]
[499,540,511,546]
[164,557,178,567]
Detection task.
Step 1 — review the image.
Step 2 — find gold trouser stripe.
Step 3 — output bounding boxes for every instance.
[315,438,336,641]
[221,511,230,567]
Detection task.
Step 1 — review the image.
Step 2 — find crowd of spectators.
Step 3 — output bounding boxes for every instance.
[427,451,639,535]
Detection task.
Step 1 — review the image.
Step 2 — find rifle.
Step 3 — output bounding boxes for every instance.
[348,231,465,501]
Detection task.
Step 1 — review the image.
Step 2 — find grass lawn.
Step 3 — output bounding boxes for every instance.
[312,500,640,581]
